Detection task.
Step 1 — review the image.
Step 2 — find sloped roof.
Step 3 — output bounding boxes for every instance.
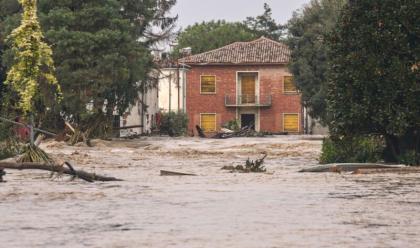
[179,37,291,65]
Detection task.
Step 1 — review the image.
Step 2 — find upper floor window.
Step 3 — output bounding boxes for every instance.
[201,75,216,94]
[284,76,297,93]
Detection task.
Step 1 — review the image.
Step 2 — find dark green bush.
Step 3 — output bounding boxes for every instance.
[159,111,188,137]
[0,122,17,160]
[320,136,384,164]
[398,150,420,166]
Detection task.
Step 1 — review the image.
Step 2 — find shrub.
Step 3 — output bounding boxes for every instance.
[222,119,240,131]
[398,150,420,166]
[0,123,18,160]
[320,136,384,164]
[159,111,188,137]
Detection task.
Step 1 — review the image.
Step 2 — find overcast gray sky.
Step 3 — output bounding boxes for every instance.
[171,0,311,29]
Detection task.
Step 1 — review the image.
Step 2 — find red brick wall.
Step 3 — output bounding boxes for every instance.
[186,64,302,135]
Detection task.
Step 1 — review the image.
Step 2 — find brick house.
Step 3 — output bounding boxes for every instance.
[180,37,302,135]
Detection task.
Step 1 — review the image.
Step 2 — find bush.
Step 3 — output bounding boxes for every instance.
[159,111,188,137]
[398,150,420,166]
[222,119,240,132]
[0,122,18,160]
[320,136,384,164]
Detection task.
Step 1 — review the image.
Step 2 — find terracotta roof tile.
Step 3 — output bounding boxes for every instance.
[179,37,290,65]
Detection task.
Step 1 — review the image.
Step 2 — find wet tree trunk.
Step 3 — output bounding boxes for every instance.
[384,134,400,163]
[0,161,123,182]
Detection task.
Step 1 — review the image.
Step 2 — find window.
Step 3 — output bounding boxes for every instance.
[201,75,216,94]
[200,114,216,132]
[283,113,299,132]
[284,76,297,93]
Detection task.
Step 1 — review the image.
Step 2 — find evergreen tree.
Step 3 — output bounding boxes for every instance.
[174,20,257,55]
[174,3,284,56]
[0,0,176,133]
[287,0,346,123]
[327,0,420,163]
[244,3,284,41]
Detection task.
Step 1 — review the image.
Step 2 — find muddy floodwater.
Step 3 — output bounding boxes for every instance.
[1,136,420,247]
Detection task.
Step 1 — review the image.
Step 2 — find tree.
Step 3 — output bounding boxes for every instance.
[287,0,346,123]
[174,3,284,56]
[0,0,20,114]
[4,0,60,114]
[173,20,257,55]
[327,0,420,164]
[1,0,177,135]
[244,3,285,41]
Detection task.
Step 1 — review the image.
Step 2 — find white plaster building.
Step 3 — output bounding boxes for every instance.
[118,64,188,136]
[119,87,159,136]
[158,67,188,113]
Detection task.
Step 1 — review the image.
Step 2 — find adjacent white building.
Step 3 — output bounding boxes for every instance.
[118,62,188,136]
[119,86,159,136]
[158,67,188,113]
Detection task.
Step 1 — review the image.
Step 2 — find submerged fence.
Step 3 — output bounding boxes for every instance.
[0,116,56,145]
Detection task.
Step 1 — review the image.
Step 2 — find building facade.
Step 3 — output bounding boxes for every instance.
[180,37,303,135]
[119,86,159,136]
[158,67,188,113]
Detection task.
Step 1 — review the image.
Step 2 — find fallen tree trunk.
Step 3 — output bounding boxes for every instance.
[299,163,403,173]
[354,167,420,174]
[0,161,123,182]
[160,170,196,176]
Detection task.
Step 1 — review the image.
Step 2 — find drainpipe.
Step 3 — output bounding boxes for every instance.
[177,61,180,112]
[141,84,145,134]
[169,72,172,113]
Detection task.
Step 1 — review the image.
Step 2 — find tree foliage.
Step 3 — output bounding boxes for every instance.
[244,3,284,41]
[327,0,420,163]
[287,0,346,123]
[4,0,60,114]
[174,3,284,55]
[1,0,176,131]
[173,20,257,56]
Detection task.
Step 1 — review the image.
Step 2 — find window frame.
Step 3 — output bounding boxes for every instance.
[200,75,217,94]
[282,113,300,133]
[283,75,298,94]
[200,113,217,132]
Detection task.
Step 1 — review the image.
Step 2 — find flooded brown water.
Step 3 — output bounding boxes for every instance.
[1,136,420,247]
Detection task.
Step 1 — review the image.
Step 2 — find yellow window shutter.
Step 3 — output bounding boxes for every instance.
[201,76,216,93]
[284,76,297,93]
[284,114,299,132]
[201,114,216,132]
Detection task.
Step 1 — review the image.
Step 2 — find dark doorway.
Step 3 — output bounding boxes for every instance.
[241,114,255,130]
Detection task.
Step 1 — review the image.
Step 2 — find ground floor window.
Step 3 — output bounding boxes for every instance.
[283,113,299,132]
[200,113,216,132]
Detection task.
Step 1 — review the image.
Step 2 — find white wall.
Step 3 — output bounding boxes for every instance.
[120,87,159,136]
[303,107,329,135]
[158,68,187,113]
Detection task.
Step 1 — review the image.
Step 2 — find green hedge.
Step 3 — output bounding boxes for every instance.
[320,136,384,164]
[159,112,188,137]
